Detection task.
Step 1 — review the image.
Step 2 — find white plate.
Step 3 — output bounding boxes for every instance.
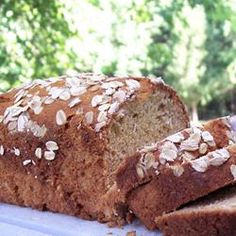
[0,203,161,236]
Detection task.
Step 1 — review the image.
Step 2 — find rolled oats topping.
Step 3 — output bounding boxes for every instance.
[190,148,230,173]
[101,81,123,89]
[44,96,55,105]
[14,89,28,103]
[95,121,106,132]
[141,152,156,169]
[28,122,47,138]
[192,126,203,134]
[17,113,29,132]
[85,111,94,125]
[97,111,108,123]
[105,87,116,95]
[201,131,214,143]
[35,147,42,159]
[136,163,145,179]
[2,75,140,135]
[159,141,178,164]
[182,151,195,162]
[0,145,4,156]
[49,87,65,99]
[125,79,140,91]
[91,95,103,107]
[44,150,56,161]
[33,106,43,115]
[46,141,59,151]
[8,121,17,131]
[180,132,201,151]
[65,76,80,87]
[98,103,110,112]
[70,86,87,96]
[199,143,208,154]
[4,106,25,120]
[170,164,184,177]
[166,132,184,143]
[108,102,120,115]
[68,97,81,108]
[28,95,42,111]
[113,90,127,103]
[13,148,20,156]
[56,110,67,126]
[99,95,110,105]
[208,148,230,166]
[139,143,157,153]
[23,159,32,166]
[59,89,71,101]
[136,152,156,179]
[190,155,209,172]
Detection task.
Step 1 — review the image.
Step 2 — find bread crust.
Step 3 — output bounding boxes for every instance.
[0,73,189,225]
[156,210,236,236]
[116,117,236,229]
[156,185,236,236]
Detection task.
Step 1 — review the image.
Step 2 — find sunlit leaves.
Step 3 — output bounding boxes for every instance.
[0,0,75,90]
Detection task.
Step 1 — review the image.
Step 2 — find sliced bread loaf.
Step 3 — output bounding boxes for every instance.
[156,185,236,236]
[116,117,236,229]
[0,73,189,225]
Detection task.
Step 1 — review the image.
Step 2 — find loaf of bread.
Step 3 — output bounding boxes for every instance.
[156,184,236,236]
[0,73,189,225]
[116,116,236,229]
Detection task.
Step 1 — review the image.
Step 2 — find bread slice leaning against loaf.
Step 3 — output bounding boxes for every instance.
[116,116,236,229]
[0,73,189,226]
[156,184,236,236]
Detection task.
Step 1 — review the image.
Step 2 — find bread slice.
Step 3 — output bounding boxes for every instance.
[156,185,236,236]
[0,73,189,226]
[116,117,236,229]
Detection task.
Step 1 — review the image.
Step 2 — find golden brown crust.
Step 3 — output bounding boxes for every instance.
[0,73,189,225]
[116,117,236,229]
[156,210,236,236]
[156,185,236,236]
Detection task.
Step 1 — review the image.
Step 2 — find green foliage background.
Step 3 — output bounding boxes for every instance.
[1,0,236,119]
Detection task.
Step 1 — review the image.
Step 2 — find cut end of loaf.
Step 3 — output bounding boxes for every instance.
[107,88,189,172]
[101,84,189,223]
[107,85,189,173]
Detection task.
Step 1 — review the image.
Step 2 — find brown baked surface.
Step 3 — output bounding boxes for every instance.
[0,73,189,225]
[156,185,236,236]
[116,117,236,229]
